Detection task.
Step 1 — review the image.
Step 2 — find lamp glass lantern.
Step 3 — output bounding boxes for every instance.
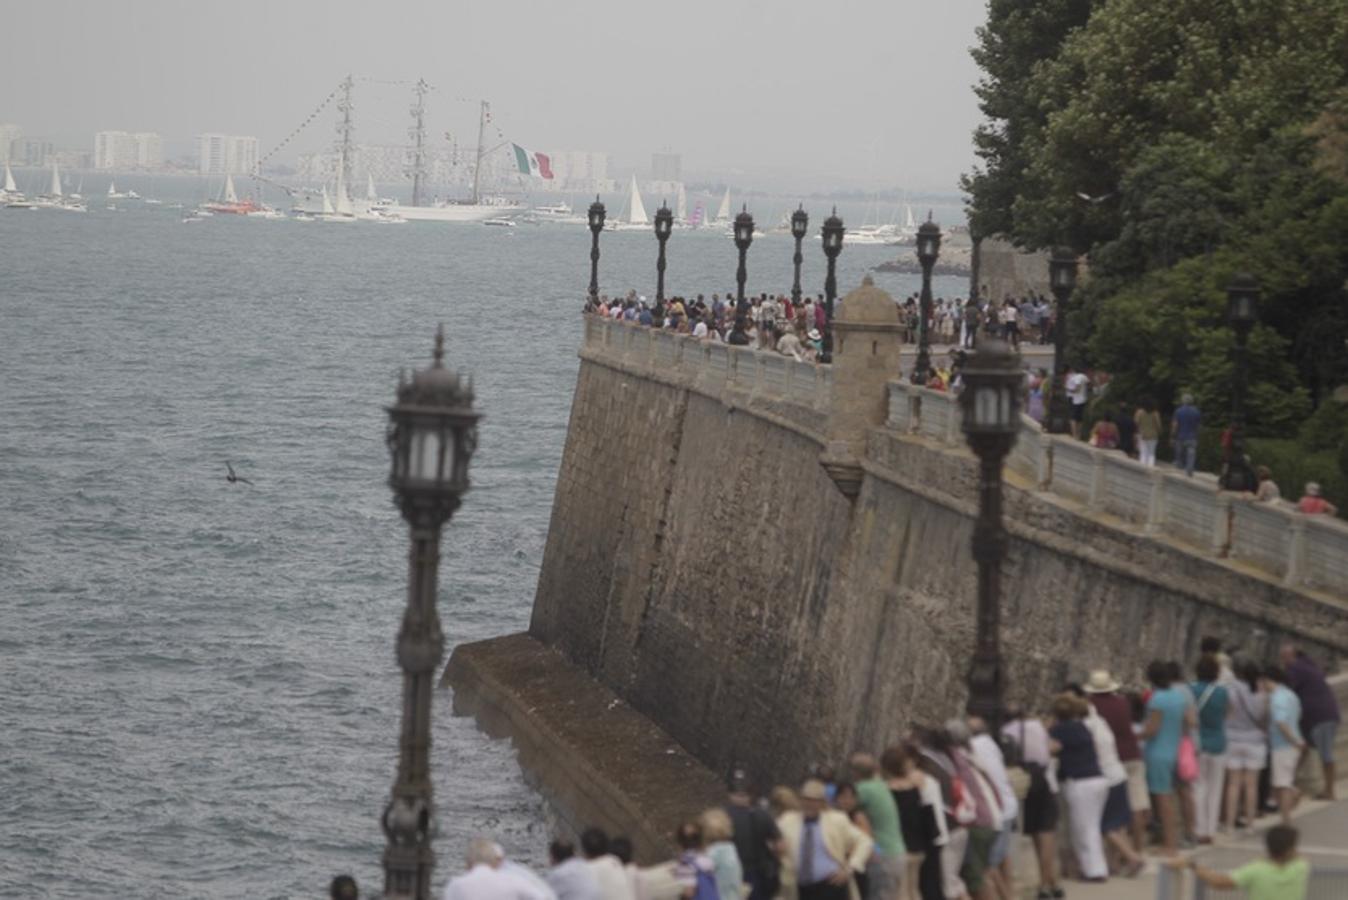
[1049,247,1078,293]
[959,339,1023,437]
[587,196,605,232]
[916,219,942,264]
[654,204,673,239]
[1227,273,1259,326]
[386,331,479,504]
[821,209,844,254]
[791,205,809,240]
[733,206,754,247]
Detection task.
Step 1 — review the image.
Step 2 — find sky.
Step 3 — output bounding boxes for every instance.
[1,0,988,193]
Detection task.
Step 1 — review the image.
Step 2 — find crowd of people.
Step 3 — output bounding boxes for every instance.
[330,639,1337,900]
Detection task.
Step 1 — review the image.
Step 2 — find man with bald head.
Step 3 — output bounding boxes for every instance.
[849,752,906,900]
[442,838,553,900]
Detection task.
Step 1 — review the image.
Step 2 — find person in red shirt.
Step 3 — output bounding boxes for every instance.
[1083,670,1149,856]
[1296,482,1337,515]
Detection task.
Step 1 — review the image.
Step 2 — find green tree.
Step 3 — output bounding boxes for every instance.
[961,0,1095,241]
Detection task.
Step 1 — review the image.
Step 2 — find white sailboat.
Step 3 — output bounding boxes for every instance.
[366,174,378,202]
[107,180,129,201]
[607,175,649,230]
[35,161,86,211]
[1,162,32,207]
[675,183,688,224]
[713,187,731,224]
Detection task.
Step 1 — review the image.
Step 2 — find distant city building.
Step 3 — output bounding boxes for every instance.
[0,123,21,164]
[548,151,612,193]
[651,152,681,183]
[198,133,259,175]
[11,137,53,167]
[52,150,93,170]
[94,131,163,170]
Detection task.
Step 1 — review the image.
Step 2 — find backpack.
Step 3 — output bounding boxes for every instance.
[682,853,720,900]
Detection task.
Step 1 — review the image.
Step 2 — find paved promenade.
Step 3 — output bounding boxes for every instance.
[1011,781,1348,899]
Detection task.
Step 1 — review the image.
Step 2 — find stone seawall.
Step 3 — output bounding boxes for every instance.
[512,308,1348,792]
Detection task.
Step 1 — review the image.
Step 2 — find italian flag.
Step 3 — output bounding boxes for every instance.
[512,144,554,179]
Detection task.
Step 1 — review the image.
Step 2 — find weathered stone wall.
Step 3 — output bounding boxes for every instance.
[977,235,1050,301]
[524,316,1348,792]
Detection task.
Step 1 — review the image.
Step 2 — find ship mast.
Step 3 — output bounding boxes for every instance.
[336,74,355,195]
[407,78,429,208]
[471,100,489,206]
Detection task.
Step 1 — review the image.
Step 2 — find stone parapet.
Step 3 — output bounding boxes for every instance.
[887,380,1348,604]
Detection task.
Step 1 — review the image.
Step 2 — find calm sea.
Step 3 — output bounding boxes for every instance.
[0,176,961,898]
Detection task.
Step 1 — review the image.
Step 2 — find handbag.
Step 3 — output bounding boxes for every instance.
[1176,735,1199,782]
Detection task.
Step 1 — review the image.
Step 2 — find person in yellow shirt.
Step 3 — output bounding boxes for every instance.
[1171,825,1308,900]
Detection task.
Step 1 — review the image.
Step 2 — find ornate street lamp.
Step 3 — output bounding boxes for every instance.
[654,202,673,303]
[1221,273,1260,492]
[820,208,844,364]
[1046,246,1078,434]
[910,215,942,385]
[587,196,605,303]
[733,205,755,316]
[382,326,480,900]
[790,204,809,308]
[958,337,1022,732]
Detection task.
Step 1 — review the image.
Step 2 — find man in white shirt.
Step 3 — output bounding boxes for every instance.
[546,839,601,900]
[1064,367,1089,439]
[967,716,1019,886]
[581,828,636,900]
[443,838,554,900]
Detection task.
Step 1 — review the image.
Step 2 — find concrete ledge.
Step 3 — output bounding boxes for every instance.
[442,633,723,865]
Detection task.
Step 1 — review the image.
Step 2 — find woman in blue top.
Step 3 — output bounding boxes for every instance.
[1189,655,1230,842]
[1143,660,1197,857]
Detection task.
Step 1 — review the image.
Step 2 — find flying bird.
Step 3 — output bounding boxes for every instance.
[1076,191,1115,205]
[225,461,254,486]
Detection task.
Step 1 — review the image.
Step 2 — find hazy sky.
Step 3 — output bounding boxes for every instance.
[2,0,988,192]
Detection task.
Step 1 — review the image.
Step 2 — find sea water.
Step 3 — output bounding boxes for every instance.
[0,185,959,897]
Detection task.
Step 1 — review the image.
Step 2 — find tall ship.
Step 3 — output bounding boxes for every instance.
[392,94,524,223]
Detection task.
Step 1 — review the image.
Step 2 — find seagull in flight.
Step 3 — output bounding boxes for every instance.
[225,461,254,486]
[1076,191,1115,205]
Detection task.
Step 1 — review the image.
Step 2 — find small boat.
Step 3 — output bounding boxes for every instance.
[533,201,573,217]
[483,216,516,227]
[2,162,32,207]
[107,181,129,200]
[201,174,259,215]
[33,162,86,211]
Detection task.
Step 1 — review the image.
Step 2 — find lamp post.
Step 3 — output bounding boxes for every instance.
[382,326,480,900]
[910,216,942,385]
[1046,247,1078,434]
[587,196,605,303]
[790,204,809,308]
[820,208,844,364]
[654,203,673,303]
[733,205,755,316]
[959,337,1022,732]
[1221,273,1259,493]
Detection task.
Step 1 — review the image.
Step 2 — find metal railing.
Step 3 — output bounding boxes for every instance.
[1156,864,1348,899]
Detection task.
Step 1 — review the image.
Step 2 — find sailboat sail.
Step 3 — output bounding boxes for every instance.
[321,186,335,215]
[50,162,62,197]
[366,174,377,202]
[3,164,16,193]
[676,184,687,222]
[905,205,916,229]
[689,203,704,228]
[334,169,354,216]
[107,181,117,197]
[627,175,648,225]
[223,175,238,203]
[715,188,731,222]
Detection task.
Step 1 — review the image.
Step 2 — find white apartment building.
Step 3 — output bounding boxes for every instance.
[94,131,163,170]
[198,133,259,175]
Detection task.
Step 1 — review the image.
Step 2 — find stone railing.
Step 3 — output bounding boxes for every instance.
[582,314,833,414]
[886,380,1348,596]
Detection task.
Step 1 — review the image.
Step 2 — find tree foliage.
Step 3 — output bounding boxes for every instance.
[965,0,1348,429]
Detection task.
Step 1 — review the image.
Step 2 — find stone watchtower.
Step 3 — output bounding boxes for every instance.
[819,276,905,497]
